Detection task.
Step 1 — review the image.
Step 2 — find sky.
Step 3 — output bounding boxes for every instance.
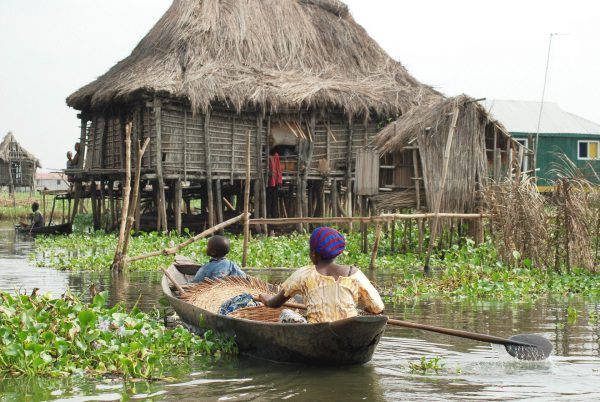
[1,0,599,171]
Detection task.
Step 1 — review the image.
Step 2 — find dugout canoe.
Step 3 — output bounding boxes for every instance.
[161,264,388,365]
[15,222,72,236]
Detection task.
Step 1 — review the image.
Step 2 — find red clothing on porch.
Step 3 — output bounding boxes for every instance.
[269,153,283,187]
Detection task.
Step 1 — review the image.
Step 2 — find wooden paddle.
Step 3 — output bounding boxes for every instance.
[273,300,552,361]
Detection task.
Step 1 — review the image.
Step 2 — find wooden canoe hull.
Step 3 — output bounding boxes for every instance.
[162,265,387,365]
[15,223,72,236]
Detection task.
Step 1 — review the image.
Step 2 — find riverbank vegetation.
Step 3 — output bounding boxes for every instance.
[0,192,70,221]
[0,290,236,378]
[31,228,600,302]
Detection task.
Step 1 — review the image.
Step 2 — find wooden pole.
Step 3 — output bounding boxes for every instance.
[361,196,368,253]
[162,267,186,294]
[424,103,460,272]
[258,115,268,234]
[391,215,396,254]
[112,122,132,271]
[369,223,382,269]
[175,179,182,235]
[126,213,246,263]
[107,181,115,230]
[242,131,252,267]
[331,179,338,218]
[90,181,99,231]
[215,179,223,234]
[123,138,150,255]
[346,121,354,231]
[204,111,215,229]
[154,100,168,232]
[249,213,486,225]
[42,191,46,222]
[493,127,499,180]
[222,197,235,211]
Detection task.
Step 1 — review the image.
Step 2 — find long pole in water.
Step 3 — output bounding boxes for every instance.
[264,298,552,361]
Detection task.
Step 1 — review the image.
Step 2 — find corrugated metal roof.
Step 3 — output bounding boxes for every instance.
[484,100,600,136]
[36,172,67,181]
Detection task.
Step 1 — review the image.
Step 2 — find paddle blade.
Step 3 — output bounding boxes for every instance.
[505,334,553,361]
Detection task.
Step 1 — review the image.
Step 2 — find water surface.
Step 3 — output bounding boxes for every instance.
[1,223,599,401]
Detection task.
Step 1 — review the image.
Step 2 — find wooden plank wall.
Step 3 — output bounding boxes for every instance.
[80,104,379,181]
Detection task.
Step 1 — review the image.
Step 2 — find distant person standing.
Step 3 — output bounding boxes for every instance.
[72,143,80,167]
[66,143,80,169]
[66,151,74,169]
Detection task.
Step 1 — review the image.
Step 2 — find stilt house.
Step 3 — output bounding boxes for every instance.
[66,0,438,232]
[373,95,520,214]
[0,132,40,192]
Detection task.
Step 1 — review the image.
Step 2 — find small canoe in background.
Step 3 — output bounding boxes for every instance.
[15,222,73,236]
[161,263,388,365]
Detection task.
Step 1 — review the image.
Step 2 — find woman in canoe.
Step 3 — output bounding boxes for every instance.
[260,227,384,323]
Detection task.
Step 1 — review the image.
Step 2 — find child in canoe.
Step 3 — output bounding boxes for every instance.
[191,235,246,283]
[260,227,384,323]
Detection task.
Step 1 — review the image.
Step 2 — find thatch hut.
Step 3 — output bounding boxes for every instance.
[0,132,40,192]
[66,0,438,232]
[373,95,520,214]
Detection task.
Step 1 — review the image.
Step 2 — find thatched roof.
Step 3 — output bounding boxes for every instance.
[0,132,41,167]
[67,0,438,117]
[374,95,510,154]
[374,95,513,213]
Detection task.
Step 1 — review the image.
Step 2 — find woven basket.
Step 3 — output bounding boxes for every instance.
[180,276,280,314]
[228,306,291,322]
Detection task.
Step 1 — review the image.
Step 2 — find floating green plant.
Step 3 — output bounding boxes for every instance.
[0,290,236,379]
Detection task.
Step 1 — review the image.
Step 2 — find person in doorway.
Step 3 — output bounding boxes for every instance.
[191,235,246,283]
[20,202,45,228]
[260,227,384,323]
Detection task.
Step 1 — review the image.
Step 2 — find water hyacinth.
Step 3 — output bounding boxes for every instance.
[31,230,600,301]
[0,291,237,378]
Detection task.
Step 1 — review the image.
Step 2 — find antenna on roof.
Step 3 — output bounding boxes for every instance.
[534,33,569,178]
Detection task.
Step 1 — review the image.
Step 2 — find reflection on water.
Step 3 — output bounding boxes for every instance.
[1,222,600,401]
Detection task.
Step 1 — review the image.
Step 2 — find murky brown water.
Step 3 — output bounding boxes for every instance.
[1,222,600,401]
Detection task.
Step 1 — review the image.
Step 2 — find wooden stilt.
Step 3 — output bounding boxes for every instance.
[134,188,141,233]
[253,180,262,233]
[154,100,168,232]
[175,179,182,235]
[242,131,251,267]
[360,196,368,253]
[42,191,46,222]
[153,184,161,231]
[296,139,304,233]
[346,121,354,232]
[90,181,99,231]
[99,181,105,229]
[71,183,80,223]
[331,179,338,218]
[215,179,223,234]
[204,111,215,229]
[107,181,115,230]
[391,216,396,254]
[257,116,268,234]
[369,223,382,270]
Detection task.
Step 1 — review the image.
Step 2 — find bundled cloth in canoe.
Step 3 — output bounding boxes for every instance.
[180,276,293,322]
[162,264,388,365]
